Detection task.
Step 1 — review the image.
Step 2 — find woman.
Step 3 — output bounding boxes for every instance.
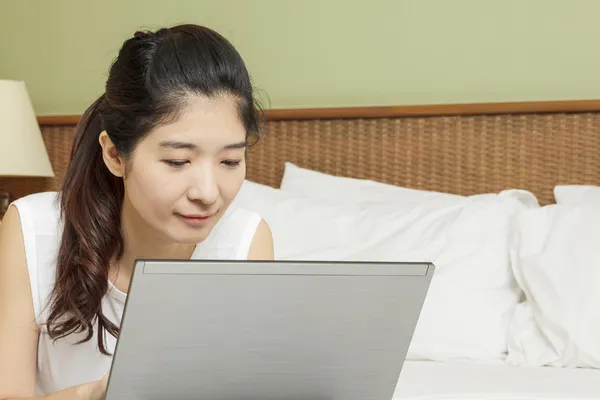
[0,24,273,399]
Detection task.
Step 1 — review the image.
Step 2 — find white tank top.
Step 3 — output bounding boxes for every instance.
[10,191,262,396]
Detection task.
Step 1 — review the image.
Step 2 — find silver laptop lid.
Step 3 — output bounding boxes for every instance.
[106,260,434,400]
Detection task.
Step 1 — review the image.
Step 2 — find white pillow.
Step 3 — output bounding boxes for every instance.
[507,203,600,368]
[339,191,533,362]
[235,179,537,362]
[280,162,463,203]
[554,185,600,206]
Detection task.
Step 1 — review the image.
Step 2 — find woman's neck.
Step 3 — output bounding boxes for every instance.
[109,198,196,293]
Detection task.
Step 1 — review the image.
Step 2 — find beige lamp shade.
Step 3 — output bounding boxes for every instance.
[0,80,54,177]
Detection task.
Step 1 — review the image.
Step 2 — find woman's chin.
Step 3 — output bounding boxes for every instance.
[167,227,212,246]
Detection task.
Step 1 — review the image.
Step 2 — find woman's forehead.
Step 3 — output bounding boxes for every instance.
[145,97,246,146]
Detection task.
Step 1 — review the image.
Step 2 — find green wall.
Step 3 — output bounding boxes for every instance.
[1,0,599,115]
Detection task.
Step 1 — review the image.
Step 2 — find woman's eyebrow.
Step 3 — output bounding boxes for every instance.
[159,140,197,150]
[158,140,247,151]
[222,140,247,150]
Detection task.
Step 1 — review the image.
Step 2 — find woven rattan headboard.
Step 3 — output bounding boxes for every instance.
[3,100,600,208]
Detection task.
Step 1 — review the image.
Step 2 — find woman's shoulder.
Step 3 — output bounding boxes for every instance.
[10,191,62,236]
[221,205,273,260]
[5,192,62,325]
[194,204,269,260]
[214,204,263,244]
[11,191,60,212]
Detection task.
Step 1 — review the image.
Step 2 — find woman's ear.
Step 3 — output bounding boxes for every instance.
[99,131,126,178]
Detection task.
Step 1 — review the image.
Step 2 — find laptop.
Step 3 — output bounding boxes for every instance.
[105,260,434,400]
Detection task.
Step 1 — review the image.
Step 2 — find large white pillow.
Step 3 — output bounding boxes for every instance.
[345,192,536,362]
[554,185,600,206]
[235,179,536,362]
[507,203,600,368]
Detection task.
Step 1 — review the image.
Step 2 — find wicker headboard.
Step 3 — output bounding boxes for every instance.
[3,100,600,207]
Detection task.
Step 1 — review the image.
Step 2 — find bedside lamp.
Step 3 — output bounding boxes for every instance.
[0,80,54,214]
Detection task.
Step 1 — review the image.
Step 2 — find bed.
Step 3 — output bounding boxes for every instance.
[4,99,600,399]
[395,360,600,399]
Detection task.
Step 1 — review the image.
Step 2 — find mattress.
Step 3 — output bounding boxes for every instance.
[393,360,600,399]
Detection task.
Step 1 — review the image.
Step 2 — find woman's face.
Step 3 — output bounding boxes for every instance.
[122,95,248,245]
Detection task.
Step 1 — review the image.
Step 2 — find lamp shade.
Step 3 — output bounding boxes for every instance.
[0,80,54,177]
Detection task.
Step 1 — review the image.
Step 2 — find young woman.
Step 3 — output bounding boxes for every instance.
[0,24,273,400]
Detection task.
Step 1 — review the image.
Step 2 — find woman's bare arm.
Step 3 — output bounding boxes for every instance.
[0,206,39,399]
[0,207,106,400]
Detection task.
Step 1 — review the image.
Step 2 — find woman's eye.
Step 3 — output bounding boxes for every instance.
[222,160,241,167]
[164,160,188,168]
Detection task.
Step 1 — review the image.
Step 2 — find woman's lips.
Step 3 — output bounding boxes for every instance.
[177,213,213,226]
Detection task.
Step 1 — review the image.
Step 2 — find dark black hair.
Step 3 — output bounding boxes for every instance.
[48,24,262,355]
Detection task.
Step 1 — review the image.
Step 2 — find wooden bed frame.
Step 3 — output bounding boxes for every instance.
[3,99,600,208]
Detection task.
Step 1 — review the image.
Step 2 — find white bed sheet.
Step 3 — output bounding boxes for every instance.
[393,360,600,399]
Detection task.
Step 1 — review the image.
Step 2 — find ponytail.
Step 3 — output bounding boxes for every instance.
[47,94,124,356]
